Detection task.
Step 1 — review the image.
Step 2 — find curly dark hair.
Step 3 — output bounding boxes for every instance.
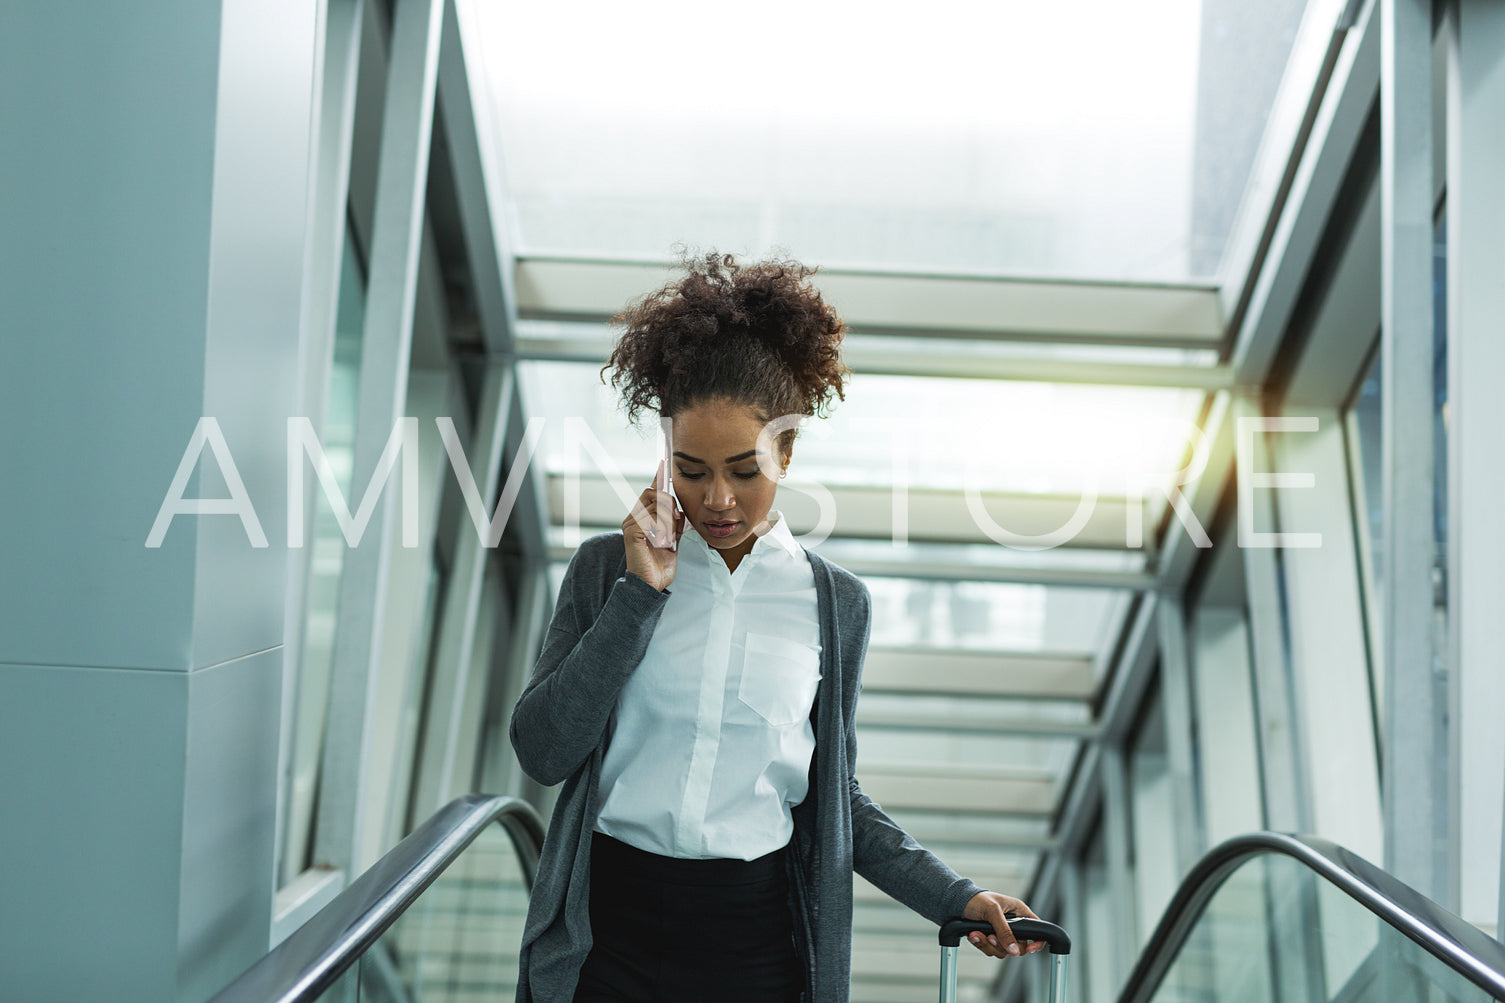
[600,251,850,460]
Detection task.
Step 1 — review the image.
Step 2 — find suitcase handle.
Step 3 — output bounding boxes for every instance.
[938,916,1071,955]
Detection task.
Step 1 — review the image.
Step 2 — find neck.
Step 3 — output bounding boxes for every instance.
[718,534,756,574]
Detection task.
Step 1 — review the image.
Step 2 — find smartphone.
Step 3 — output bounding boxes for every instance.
[655,415,677,551]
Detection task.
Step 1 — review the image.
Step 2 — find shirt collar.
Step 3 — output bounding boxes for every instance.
[755,509,804,560]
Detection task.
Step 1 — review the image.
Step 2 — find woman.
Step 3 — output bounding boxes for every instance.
[510,253,1044,1003]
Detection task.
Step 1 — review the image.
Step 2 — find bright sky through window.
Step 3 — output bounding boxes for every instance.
[471,0,1218,279]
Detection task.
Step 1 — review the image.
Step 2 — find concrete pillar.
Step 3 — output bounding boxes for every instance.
[0,1,317,998]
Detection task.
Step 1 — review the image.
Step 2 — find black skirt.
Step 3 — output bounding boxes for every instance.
[572,830,804,1002]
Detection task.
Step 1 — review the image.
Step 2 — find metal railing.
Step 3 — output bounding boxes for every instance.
[1117,831,1505,1002]
[213,794,544,1003]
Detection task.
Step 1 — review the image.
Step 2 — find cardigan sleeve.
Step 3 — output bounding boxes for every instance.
[844,579,987,926]
[509,536,672,786]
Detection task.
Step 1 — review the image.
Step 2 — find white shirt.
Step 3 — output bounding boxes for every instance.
[594,509,823,860]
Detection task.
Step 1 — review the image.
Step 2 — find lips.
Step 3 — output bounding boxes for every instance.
[705,520,740,538]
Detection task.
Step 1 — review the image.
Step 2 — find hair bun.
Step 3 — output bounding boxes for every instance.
[602,249,851,430]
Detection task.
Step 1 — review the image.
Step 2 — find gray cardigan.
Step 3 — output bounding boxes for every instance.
[509,531,985,1002]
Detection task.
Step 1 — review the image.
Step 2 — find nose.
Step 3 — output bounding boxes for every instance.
[702,474,736,512]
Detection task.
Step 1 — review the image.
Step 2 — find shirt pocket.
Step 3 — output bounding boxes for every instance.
[738,632,822,727]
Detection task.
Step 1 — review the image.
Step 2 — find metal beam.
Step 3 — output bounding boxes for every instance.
[437,0,517,354]
[808,554,1151,591]
[1189,607,1266,844]
[859,648,1096,701]
[504,373,551,565]
[436,0,549,570]
[1053,748,1104,863]
[551,473,1147,551]
[1235,395,1314,835]
[1232,0,1379,386]
[514,256,1225,347]
[1059,859,1086,1003]
[501,562,550,804]
[472,571,516,792]
[1270,406,1383,862]
[881,810,1054,852]
[276,0,364,892]
[1445,0,1505,938]
[315,0,444,878]
[1217,0,1370,323]
[365,369,456,857]
[514,328,1233,389]
[1155,391,1236,592]
[856,709,1096,741]
[1381,0,1445,905]
[410,363,512,820]
[1097,595,1161,746]
[1157,598,1203,871]
[547,538,1154,590]
[856,765,1057,816]
[1100,744,1137,983]
[1280,171,1382,408]
[1029,602,1157,924]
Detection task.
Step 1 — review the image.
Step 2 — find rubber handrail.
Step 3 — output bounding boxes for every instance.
[1116,832,1505,1002]
[211,793,545,1003]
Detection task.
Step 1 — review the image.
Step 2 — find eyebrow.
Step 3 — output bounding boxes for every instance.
[673,449,760,465]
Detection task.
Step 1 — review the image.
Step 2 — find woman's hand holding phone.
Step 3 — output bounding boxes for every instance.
[623,459,685,592]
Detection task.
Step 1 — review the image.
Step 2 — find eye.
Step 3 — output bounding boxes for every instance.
[734,471,760,480]
[675,468,703,481]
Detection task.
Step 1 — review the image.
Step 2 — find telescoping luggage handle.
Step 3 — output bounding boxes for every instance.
[937,917,1071,1003]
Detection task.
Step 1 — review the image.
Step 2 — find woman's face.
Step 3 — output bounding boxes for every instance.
[669,399,789,562]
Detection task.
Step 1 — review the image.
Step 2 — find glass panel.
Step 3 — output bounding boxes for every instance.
[1188,535,1264,844]
[1348,215,1450,721]
[282,227,367,884]
[1130,689,1180,947]
[519,360,1206,498]
[1145,853,1493,1002]
[764,374,1204,498]
[1148,853,1274,1002]
[385,562,444,845]
[360,823,531,1001]
[864,577,1126,657]
[1082,817,1118,1003]
[359,371,455,866]
[473,0,1321,282]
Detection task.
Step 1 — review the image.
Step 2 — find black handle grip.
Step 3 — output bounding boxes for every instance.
[939,917,1071,955]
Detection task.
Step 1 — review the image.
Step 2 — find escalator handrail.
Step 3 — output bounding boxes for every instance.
[213,793,545,1003]
[1117,831,1505,1002]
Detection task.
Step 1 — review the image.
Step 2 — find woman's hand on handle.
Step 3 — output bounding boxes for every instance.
[622,460,685,592]
[961,891,1049,959]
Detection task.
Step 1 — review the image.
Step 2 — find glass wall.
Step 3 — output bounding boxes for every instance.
[1188,531,1264,845]
[1345,214,1450,727]
[476,0,1320,281]
[281,228,367,885]
[1081,817,1118,1003]
[1129,687,1180,943]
